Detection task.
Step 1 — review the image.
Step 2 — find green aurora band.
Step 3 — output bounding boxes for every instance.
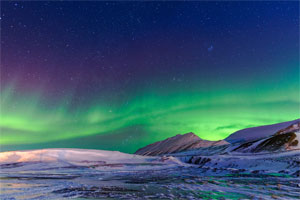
[1,60,299,153]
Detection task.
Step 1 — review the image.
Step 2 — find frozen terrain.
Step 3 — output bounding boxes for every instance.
[1,148,299,199]
[1,119,300,199]
[0,148,182,169]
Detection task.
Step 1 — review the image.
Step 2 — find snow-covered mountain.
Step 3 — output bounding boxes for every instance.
[135,119,300,156]
[225,119,300,143]
[230,121,300,153]
[133,119,300,176]
[166,120,300,178]
[135,132,228,156]
[275,121,300,135]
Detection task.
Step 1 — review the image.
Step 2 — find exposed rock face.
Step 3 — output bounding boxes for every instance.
[231,121,300,153]
[225,119,300,143]
[135,132,228,156]
[232,132,299,153]
[275,121,300,135]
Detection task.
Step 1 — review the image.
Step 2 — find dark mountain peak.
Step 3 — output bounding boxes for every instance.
[135,132,227,156]
[185,132,200,137]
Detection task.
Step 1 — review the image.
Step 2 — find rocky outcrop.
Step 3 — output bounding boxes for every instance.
[231,121,300,153]
[275,121,300,135]
[232,131,299,153]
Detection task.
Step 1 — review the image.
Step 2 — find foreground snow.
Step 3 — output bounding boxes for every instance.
[1,163,299,200]
[0,148,299,199]
[0,148,151,164]
[0,148,183,171]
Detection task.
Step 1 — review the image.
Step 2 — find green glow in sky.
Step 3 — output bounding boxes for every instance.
[1,2,299,153]
[1,70,299,153]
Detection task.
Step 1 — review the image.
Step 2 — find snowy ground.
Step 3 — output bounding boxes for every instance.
[0,149,299,199]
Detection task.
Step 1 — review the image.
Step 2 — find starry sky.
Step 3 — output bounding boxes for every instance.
[1,1,299,153]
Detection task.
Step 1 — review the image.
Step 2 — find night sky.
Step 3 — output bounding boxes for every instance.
[1,1,299,153]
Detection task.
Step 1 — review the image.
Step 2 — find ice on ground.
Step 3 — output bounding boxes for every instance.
[0,148,300,199]
[0,148,184,172]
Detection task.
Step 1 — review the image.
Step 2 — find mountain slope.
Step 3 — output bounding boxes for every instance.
[135,132,228,156]
[225,119,300,143]
[166,121,300,178]
[230,121,300,153]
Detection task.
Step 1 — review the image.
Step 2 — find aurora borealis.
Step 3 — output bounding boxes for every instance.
[1,1,299,153]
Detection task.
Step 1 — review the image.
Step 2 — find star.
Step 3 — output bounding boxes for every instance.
[208,45,214,52]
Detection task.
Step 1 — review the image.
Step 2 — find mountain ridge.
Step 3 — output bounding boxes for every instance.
[225,119,300,143]
[135,119,300,156]
[135,132,228,156]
